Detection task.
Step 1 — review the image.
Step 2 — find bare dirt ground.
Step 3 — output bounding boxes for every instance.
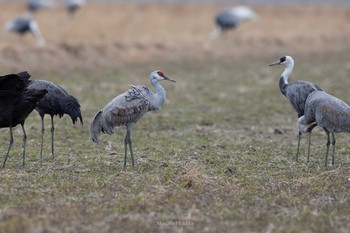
[0,3,350,71]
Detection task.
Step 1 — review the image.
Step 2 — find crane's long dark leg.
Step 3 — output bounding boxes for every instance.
[40,115,45,162]
[123,125,135,169]
[123,130,130,169]
[3,127,14,168]
[21,123,27,167]
[124,131,128,169]
[128,131,134,168]
[324,128,330,167]
[51,115,55,160]
[296,131,302,162]
[307,133,312,163]
[331,133,336,165]
[123,129,134,168]
[127,125,135,168]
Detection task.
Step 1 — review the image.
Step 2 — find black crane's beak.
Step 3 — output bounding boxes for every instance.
[269,60,280,66]
[164,76,176,83]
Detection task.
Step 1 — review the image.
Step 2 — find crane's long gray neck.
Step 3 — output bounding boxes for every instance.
[151,80,166,109]
[279,63,294,96]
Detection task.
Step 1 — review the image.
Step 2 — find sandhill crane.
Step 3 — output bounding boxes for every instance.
[27,0,54,13]
[27,80,83,161]
[0,72,47,167]
[210,5,257,39]
[269,56,324,162]
[89,70,175,168]
[298,91,350,166]
[5,16,45,46]
[64,0,86,15]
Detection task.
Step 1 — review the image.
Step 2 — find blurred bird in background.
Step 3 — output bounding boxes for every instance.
[27,0,55,13]
[210,5,258,39]
[4,16,46,46]
[64,0,86,16]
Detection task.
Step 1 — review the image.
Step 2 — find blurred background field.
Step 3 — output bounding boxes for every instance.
[0,1,350,233]
[0,3,350,71]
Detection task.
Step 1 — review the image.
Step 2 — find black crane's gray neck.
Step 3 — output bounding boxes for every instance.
[279,76,287,96]
[279,63,293,96]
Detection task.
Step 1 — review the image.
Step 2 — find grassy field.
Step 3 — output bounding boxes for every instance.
[0,3,350,233]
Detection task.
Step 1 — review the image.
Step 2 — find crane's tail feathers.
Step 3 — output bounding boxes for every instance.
[16,71,31,81]
[64,95,83,125]
[90,110,115,143]
[90,111,103,143]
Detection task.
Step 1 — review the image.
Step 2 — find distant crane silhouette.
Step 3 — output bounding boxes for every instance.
[210,5,257,39]
[5,16,45,46]
[27,0,54,13]
[298,91,350,166]
[64,0,86,15]
[0,71,47,167]
[270,56,323,162]
[27,80,83,161]
[89,70,176,168]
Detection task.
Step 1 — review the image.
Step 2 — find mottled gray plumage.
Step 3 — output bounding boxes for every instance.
[89,70,175,168]
[270,55,323,162]
[28,80,83,160]
[210,5,257,39]
[5,16,45,46]
[298,91,350,166]
[0,71,47,167]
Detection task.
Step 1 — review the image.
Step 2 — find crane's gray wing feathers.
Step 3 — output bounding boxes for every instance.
[105,86,150,126]
[286,81,322,117]
[304,91,350,133]
[90,86,151,143]
[316,95,350,133]
[109,99,148,126]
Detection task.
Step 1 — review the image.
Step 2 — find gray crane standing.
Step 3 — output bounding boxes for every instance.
[4,16,45,46]
[210,5,257,39]
[298,91,350,166]
[89,70,176,168]
[270,56,323,162]
[27,80,83,161]
[0,72,47,167]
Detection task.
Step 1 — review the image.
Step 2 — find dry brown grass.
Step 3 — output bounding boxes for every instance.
[0,3,350,71]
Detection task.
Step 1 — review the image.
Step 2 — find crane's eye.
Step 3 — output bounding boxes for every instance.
[280,56,286,63]
[157,71,164,77]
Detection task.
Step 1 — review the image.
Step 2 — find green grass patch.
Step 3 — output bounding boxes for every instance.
[0,53,350,232]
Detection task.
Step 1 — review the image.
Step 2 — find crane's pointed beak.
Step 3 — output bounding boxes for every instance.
[164,76,176,83]
[269,60,280,66]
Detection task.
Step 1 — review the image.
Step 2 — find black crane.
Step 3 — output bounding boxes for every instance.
[28,80,83,161]
[0,71,47,167]
[270,56,324,162]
